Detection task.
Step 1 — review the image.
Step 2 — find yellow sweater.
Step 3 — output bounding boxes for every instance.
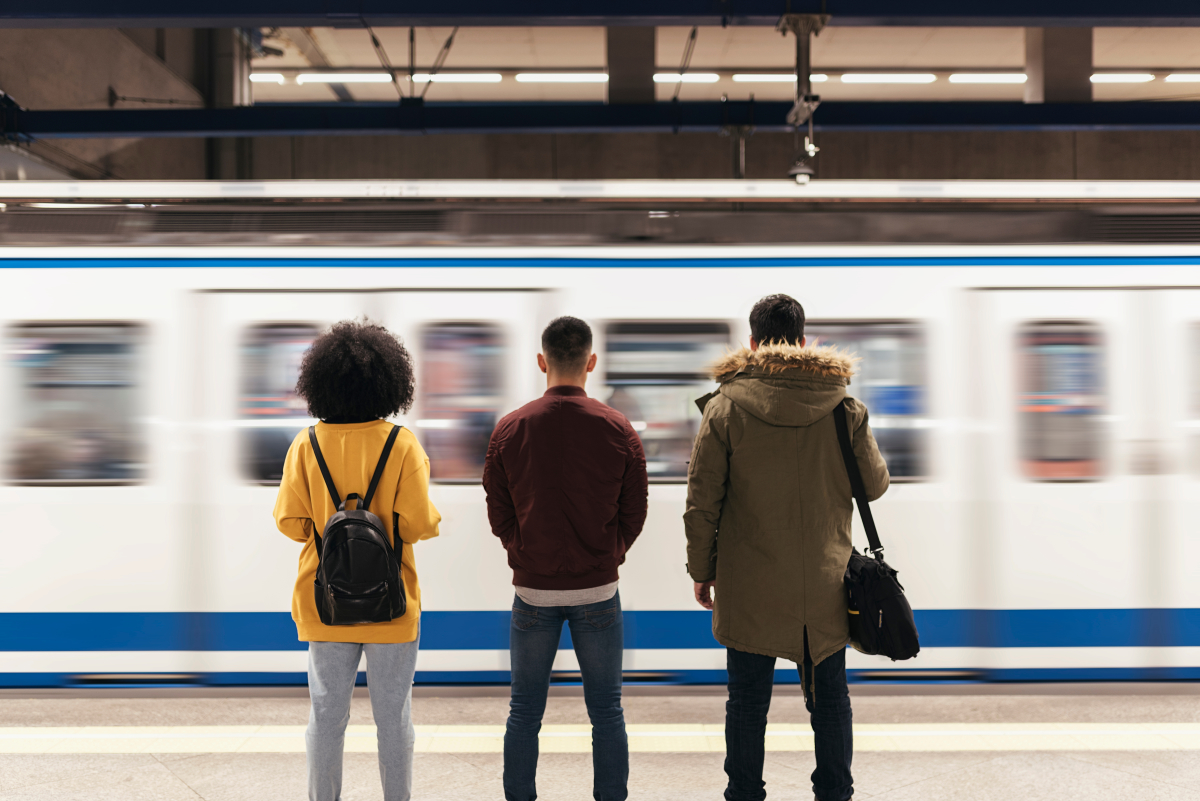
[274,420,441,643]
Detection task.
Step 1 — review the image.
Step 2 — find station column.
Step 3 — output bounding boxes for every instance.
[1024,27,1092,103]
[606,27,656,104]
[200,28,252,178]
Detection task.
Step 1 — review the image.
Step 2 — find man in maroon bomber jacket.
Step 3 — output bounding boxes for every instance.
[482,315,648,801]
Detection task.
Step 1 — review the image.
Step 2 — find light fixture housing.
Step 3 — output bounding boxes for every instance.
[787,160,815,185]
[296,73,392,84]
[840,73,937,84]
[514,73,608,83]
[1090,73,1155,83]
[412,73,503,83]
[653,73,721,84]
[948,73,1028,84]
[732,73,828,83]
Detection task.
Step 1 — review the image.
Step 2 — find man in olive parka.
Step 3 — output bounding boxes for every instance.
[685,294,889,801]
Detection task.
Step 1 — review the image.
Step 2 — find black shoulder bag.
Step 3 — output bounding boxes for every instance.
[833,399,920,661]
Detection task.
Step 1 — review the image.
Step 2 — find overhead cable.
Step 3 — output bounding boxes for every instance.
[420,27,461,100]
[366,25,403,99]
[674,26,698,102]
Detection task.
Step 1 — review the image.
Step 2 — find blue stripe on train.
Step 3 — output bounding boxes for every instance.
[3,608,1200,651]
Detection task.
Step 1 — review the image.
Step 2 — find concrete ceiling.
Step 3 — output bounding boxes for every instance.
[249,26,1200,104]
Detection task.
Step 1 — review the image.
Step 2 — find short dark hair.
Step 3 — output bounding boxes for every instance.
[541,316,593,372]
[296,320,416,422]
[749,294,806,345]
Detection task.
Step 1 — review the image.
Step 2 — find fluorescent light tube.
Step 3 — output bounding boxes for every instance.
[249,73,285,84]
[1165,73,1200,82]
[948,73,1027,84]
[514,73,608,83]
[412,73,503,83]
[297,73,392,84]
[653,73,720,83]
[840,73,937,84]
[731,73,828,83]
[1090,73,1155,83]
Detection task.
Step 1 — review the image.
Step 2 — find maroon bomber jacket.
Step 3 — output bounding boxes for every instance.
[482,384,649,590]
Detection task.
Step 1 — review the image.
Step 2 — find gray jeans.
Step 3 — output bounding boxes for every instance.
[307,636,420,801]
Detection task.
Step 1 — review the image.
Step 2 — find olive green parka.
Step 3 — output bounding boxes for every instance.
[684,342,890,667]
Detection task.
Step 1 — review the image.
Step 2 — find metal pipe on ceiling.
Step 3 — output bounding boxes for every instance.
[7,101,1200,139]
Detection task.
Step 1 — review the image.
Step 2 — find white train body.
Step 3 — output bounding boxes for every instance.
[2,181,1199,686]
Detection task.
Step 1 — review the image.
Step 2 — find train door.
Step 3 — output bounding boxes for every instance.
[1156,290,1200,661]
[971,289,1147,674]
[595,321,735,619]
[1,314,189,681]
[377,290,551,626]
[194,291,367,668]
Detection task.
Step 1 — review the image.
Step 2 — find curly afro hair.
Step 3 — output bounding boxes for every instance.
[295,320,416,422]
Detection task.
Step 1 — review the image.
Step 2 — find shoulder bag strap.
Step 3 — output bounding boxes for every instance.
[833,399,885,559]
[362,425,402,512]
[308,426,341,509]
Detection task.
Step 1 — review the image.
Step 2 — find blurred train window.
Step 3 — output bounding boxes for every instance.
[806,322,929,480]
[241,324,318,483]
[419,323,505,482]
[1017,321,1106,480]
[604,322,731,480]
[1193,324,1200,477]
[9,323,145,485]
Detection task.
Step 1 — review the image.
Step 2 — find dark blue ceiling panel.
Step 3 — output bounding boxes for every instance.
[4,1,1200,27]
[7,101,1200,139]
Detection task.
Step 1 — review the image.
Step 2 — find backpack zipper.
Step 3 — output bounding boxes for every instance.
[878,609,883,628]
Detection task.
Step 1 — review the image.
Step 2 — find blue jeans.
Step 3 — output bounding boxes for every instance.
[504,591,628,801]
[724,635,853,801]
[307,637,419,801]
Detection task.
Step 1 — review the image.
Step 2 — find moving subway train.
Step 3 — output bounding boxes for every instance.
[3,179,1200,687]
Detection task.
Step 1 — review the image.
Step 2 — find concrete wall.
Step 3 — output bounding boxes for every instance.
[0,29,205,178]
[0,145,72,180]
[248,130,1200,181]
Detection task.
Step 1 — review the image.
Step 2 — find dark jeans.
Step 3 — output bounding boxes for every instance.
[504,591,628,801]
[725,635,853,801]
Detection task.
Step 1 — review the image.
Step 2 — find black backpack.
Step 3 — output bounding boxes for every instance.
[833,400,920,661]
[309,425,407,627]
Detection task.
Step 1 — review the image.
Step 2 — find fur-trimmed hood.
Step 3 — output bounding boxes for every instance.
[705,342,858,428]
[711,342,858,384]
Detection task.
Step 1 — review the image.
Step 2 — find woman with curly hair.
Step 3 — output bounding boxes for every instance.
[274,320,441,801]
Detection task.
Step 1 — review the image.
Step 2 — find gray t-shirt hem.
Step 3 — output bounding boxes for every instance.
[514,581,618,608]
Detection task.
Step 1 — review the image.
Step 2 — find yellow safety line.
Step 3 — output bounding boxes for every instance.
[2,723,1200,754]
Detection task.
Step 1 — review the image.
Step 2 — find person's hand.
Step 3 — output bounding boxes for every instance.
[693,580,716,610]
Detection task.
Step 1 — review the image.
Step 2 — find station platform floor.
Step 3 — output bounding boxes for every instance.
[4,683,1200,801]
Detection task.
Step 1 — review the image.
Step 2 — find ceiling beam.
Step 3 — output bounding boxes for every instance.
[7,101,1200,139]
[5,2,1200,28]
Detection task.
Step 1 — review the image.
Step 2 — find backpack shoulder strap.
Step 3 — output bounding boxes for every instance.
[362,425,402,510]
[833,399,884,558]
[308,426,341,509]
